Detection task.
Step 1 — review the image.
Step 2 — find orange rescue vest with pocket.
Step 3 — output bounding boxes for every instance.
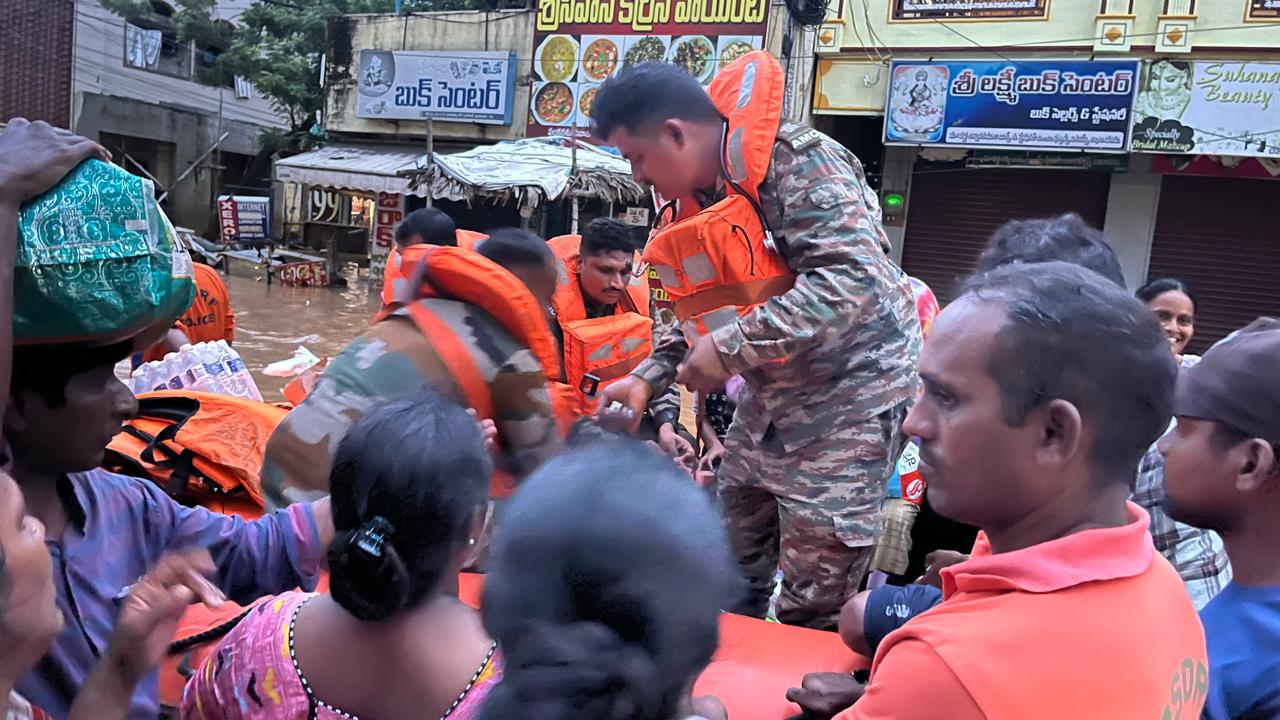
[102,390,284,519]
[547,234,653,416]
[642,51,795,345]
[377,245,571,492]
[380,231,489,307]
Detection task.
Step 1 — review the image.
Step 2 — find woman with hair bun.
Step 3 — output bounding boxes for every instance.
[180,392,501,720]
[481,440,737,720]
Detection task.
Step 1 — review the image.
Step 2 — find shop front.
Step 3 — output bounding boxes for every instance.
[1131,59,1280,351]
[882,59,1139,298]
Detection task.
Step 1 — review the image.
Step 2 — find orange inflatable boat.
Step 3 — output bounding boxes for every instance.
[162,573,864,718]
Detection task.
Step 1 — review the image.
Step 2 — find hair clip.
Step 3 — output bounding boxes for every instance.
[351,516,396,559]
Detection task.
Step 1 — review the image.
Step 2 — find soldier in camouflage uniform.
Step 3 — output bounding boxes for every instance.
[261,230,562,509]
[593,63,922,629]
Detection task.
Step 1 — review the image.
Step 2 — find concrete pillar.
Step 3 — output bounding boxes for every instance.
[880,145,917,265]
[1101,155,1161,291]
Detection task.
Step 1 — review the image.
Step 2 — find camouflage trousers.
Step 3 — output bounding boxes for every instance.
[717,404,907,630]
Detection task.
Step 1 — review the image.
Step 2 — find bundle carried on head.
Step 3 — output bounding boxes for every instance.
[14,159,194,347]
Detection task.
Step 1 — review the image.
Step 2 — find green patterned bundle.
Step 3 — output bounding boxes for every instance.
[15,159,195,345]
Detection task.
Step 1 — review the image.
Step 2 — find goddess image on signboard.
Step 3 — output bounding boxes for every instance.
[887,65,948,143]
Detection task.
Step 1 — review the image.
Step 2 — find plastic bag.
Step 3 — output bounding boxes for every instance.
[15,159,194,345]
[263,346,321,378]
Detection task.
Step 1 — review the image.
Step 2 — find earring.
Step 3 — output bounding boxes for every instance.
[468,538,477,546]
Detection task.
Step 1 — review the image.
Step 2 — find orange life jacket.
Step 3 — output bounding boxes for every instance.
[376,245,571,493]
[380,231,489,307]
[642,51,796,344]
[102,391,284,519]
[547,234,653,416]
[456,229,487,251]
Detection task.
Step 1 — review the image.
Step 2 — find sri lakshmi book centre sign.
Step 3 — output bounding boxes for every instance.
[884,60,1139,152]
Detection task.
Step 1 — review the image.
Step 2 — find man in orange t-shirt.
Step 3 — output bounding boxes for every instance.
[790,262,1207,719]
[140,262,235,364]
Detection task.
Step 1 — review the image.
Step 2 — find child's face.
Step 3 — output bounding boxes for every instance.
[8,362,138,475]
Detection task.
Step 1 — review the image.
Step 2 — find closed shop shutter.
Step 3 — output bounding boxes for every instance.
[900,168,1112,303]
[1147,175,1280,355]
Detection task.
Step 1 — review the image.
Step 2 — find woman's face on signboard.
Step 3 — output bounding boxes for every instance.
[1151,62,1190,96]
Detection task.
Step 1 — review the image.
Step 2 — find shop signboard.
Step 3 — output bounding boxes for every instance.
[356,50,517,125]
[967,151,1128,173]
[890,0,1048,21]
[528,0,769,139]
[277,260,328,288]
[371,191,404,256]
[1130,60,1280,158]
[216,195,271,244]
[883,60,1139,153]
[1248,0,1280,21]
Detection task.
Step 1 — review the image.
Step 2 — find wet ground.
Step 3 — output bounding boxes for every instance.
[221,263,378,401]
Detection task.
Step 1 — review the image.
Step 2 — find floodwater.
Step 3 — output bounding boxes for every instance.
[225,263,379,401]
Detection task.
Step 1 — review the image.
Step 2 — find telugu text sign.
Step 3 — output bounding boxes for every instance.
[883,60,1139,152]
[357,50,517,125]
[529,0,767,139]
[890,0,1048,21]
[1130,60,1280,158]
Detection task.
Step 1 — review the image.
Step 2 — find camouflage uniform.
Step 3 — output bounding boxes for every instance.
[632,125,922,629]
[261,299,562,509]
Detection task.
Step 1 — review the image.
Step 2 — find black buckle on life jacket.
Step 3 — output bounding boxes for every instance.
[579,373,601,397]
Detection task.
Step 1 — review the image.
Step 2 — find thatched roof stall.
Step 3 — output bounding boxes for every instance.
[401,137,645,209]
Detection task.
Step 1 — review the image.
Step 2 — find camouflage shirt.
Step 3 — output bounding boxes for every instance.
[633,125,922,452]
[261,298,561,508]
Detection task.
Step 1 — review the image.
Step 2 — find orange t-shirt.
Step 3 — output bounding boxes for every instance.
[143,263,235,362]
[837,503,1208,720]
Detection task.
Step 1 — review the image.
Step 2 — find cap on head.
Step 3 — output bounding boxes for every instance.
[1174,317,1280,445]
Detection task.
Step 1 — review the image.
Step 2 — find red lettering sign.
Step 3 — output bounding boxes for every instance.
[218,198,239,243]
[371,192,405,253]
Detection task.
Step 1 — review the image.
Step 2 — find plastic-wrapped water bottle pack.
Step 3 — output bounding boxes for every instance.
[130,340,263,402]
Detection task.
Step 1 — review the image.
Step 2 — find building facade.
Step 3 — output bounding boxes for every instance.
[812,0,1280,351]
[279,3,802,271]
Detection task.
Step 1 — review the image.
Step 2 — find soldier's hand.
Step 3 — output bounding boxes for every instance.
[917,549,969,588]
[594,376,651,433]
[676,335,731,395]
[0,118,110,208]
[786,672,864,719]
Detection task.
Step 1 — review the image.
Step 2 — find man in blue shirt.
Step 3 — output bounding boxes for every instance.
[0,122,335,718]
[1160,317,1280,719]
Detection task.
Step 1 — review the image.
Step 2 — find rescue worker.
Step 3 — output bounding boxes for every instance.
[592,56,922,629]
[380,209,488,307]
[263,228,563,509]
[380,208,458,306]
[549,218,691,461]
[138,261,235,364]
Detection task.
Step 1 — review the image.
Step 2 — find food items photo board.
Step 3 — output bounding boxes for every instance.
[529,0,768,138]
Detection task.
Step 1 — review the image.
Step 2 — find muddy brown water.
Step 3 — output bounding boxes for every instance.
[221,263,380,402]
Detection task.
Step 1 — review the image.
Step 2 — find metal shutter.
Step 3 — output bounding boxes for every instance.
[900,168,1112,303]
[1147,175,1280,355]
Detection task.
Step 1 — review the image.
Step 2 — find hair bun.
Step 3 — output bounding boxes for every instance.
[326,527,411,622]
